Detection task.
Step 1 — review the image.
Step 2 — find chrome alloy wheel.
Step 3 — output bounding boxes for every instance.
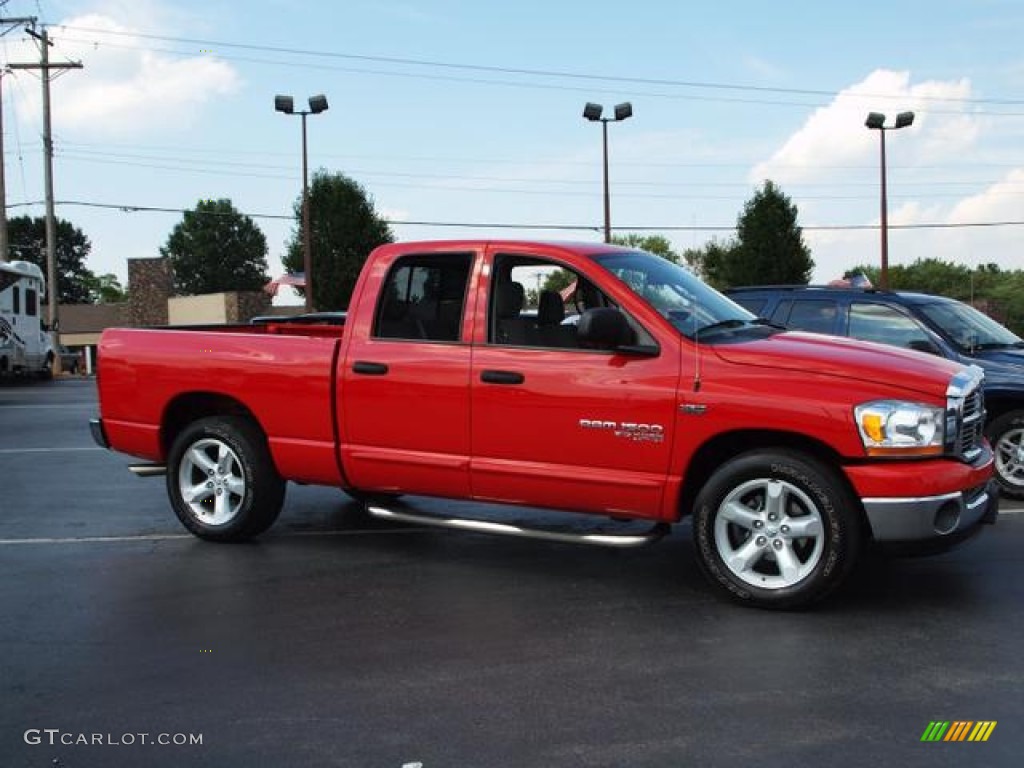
[713,478,825,590]
[177,437,247,526]
[994,426,1024,492]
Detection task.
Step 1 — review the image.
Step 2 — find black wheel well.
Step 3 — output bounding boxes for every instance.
[983,396,1024,427]
[161,393,263,456]
[678,429,862,523]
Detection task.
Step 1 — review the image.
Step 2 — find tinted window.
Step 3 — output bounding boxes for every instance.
[26,289,37,317]
[730,295,767,315]
[849,303,935,350]
[12,286,19,315]
[784,300,838,334]
[373,254,472,342]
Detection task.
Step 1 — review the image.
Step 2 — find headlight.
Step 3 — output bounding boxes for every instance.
[854,400,945,456]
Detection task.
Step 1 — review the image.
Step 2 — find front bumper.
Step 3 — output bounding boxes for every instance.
[862,479,999,542]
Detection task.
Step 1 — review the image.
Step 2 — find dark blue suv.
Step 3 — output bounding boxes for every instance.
[726,285,1024,500]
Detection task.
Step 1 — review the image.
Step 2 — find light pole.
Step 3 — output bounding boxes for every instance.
[275,93,328,312]
[865,110,914,290]
[583,101,632,243]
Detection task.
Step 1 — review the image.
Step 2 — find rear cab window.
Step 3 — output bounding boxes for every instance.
[372,253,473,342]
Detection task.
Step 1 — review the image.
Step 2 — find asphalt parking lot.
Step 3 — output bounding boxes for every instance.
[2,378,1023,768]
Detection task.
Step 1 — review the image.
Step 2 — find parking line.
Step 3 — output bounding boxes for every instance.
[0,447,105,454]
[0,528,431,545]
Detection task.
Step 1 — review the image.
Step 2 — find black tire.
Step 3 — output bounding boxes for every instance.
[166,416,286,541]
[692,450,862,609]
[38,354,54,380]
[986,410,1024,501]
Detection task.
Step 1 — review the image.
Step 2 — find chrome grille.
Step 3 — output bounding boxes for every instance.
[946,368,986,462]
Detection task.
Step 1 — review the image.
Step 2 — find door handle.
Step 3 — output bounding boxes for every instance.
[481,370,524,385]
[352,361,389,375]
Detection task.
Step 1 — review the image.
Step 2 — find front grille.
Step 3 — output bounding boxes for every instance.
[947,370,985,462]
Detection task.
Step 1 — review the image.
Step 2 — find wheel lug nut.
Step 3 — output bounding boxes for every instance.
[755,536,767,546]
[215,489,222,495]
[206,481,213,489]
[753,520,764,529]
[773,539,783,550]
[781,525,790,534]
[768,513,777,522]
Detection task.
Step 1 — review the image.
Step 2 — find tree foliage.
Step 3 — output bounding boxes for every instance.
[162,199,270,296]
[611,234,680,263]
[680,181,812,289]
[84,273,128,303]
[841,258,1024,336]
[730,180,813,286]
[284,171,394,310]
[6,215,96,303]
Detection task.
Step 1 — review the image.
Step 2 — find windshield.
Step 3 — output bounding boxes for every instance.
[592,250,756,340]
[917,300,1023,352]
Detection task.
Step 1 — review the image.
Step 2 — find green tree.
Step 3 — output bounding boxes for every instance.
[727,180,813,287]
[6,215,96,303]
[685,238,738,288]
[284,171,394,310]
[540,269,577,294]
[611,234,680,263]
[84,273,128,304]
[162,199,270,295]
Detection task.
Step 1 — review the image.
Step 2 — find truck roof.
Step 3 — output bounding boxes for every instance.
[373,239,634,256]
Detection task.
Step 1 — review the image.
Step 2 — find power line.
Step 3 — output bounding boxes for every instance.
[51,24,1024,109]
[12,198,1024,233]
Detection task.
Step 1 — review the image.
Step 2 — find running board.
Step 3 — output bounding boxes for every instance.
[129,463,167,477]
[366,505,669,549]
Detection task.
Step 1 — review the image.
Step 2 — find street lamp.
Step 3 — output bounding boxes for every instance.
[865,110,914,290]
[275,93,329,311]
[583,101,633,243]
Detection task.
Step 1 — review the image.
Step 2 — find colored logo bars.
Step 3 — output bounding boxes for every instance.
[921,721,997,742]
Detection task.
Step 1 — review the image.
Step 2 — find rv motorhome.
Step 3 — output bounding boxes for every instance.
[0,260,55,378]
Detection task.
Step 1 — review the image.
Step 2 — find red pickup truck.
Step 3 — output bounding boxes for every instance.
[91,240,998,608]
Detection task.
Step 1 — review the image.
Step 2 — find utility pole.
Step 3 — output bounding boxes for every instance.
[0,16,38,263]
[9,25,81,372]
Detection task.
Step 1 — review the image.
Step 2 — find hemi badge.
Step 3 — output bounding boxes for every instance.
[679,404,707,415]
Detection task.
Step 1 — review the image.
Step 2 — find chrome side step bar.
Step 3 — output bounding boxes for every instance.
[367,505,669,549]
[129,463,167,477]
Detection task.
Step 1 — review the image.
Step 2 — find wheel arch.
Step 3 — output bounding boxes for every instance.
[161,392,267,458]
[982,394,1023,426]
[678,429,865,527]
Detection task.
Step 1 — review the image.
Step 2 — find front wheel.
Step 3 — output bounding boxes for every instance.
[692,450,862,609]
[987,410,1024,501]
[166,416,285,541]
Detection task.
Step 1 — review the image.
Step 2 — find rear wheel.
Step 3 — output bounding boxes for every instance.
[693,450,861,609]
[167,416,285,541]
[987,410,1024,501]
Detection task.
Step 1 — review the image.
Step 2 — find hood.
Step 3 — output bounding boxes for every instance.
[711,330,965,396]
[966,348,1024,389]
[969,346,1024,370]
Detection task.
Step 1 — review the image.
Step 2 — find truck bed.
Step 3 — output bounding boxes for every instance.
[97,326,344,486]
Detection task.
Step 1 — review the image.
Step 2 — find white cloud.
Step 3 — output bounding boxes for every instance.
[748,69,1024,280]
[9,13,240,137]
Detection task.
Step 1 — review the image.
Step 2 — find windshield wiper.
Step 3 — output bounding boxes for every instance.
[695,318,750,336]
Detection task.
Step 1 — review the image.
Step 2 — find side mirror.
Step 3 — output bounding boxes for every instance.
[578,308,635,350]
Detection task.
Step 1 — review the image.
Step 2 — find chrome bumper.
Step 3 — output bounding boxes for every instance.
[862,480,999,542]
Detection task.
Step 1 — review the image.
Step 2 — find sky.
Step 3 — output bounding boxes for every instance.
[1,0,1023,305]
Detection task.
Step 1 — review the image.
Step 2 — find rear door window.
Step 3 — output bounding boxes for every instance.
[373,254,472,342]
[782,299,839,334]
